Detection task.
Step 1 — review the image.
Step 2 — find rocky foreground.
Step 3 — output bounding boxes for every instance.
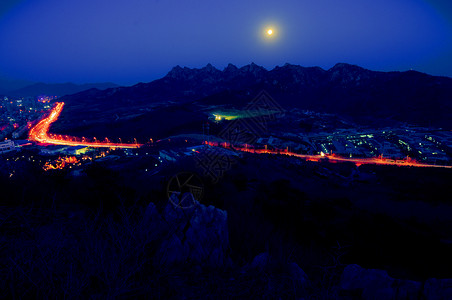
[2,188,452,298]
[142,193,452,299]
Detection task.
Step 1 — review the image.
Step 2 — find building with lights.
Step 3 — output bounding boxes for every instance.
[0,140,16,154]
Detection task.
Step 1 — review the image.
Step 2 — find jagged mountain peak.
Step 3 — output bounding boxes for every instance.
[166,65,184,78]
[166,62,270,80]
[275,63,325,73]
[166,63,221,79]
[202,63,219,73]
[239,62,267,72]
[224,63,239,72]
[327,62,375,84]
[329,63,370,74]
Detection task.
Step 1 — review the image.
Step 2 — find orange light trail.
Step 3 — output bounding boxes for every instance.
[206,141,452,169]
[29,102,142,148]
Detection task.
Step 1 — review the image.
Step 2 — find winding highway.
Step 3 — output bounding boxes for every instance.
[29,102,142,148]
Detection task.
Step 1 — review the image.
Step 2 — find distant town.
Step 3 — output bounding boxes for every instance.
[0,95,54,140]
[1,96,451,179]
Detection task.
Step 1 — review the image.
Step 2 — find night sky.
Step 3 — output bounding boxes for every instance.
[0,0,451,85]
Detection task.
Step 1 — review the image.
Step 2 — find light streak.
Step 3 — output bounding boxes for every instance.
[205,141,452,169]
[29,102,142,149]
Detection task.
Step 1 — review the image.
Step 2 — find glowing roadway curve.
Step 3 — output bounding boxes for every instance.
[208,142,452,169]
[29,102,142,149]
[254,148,452,169]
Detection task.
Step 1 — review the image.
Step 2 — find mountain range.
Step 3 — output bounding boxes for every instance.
[57,63,452,130]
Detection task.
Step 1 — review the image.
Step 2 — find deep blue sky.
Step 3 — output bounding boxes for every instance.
[0,0,451,85]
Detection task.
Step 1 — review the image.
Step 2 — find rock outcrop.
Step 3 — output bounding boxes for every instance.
[142,193,229,268]
[142,196,312,296]
[340,264,452,299]
[423,278,452,299]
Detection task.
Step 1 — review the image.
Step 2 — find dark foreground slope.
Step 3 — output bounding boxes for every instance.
[1,150,452,298]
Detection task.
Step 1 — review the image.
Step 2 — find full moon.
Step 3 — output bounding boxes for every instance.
[260,24,278,42]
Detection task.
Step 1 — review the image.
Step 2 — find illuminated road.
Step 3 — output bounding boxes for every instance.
[28,102,451,168]
[208,142,452,169]
[29,102,142,148]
